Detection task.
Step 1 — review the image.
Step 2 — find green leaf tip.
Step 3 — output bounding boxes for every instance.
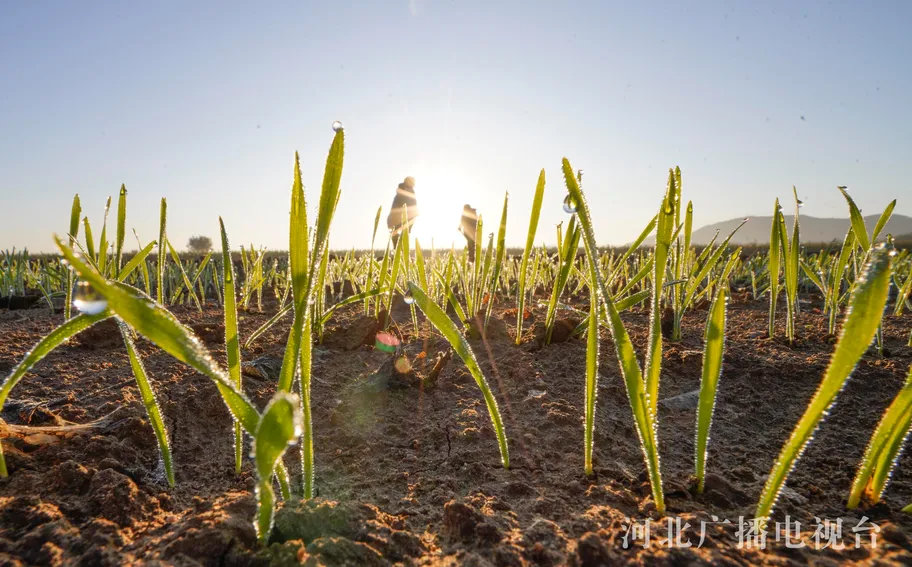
[254,392,302,481]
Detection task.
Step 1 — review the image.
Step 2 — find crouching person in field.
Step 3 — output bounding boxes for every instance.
[459,204,478,262]
[387,176,419,247]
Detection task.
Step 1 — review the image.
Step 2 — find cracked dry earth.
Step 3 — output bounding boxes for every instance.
[0,291,912,565]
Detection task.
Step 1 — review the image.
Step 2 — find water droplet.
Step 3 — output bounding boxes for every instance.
[743,217,750,222]
[403,290,415,305]
[73,281,108,315]
[332,120,344,132]
[562,194,579,214]
[797,199,804,208]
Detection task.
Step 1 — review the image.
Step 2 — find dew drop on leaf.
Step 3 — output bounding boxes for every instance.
[403,290,415,305]
[73,281,108,315]
[332,121,344,132]
[563,194,579,214]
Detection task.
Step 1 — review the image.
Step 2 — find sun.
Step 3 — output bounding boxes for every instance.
[405,169,473,252]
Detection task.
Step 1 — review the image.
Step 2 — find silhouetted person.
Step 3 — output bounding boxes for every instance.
[386,176,418,247]
[459,204,478,262]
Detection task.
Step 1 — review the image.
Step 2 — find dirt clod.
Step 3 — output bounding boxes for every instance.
[573,531,616,567]
[323,314,380,351]
[87,468,154,527]
[443,499,485,542]
[272,499,356,544]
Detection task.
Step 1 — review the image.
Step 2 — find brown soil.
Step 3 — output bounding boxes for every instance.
[0,294,911,566]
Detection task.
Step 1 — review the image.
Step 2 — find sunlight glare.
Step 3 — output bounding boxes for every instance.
[405,167,473,250]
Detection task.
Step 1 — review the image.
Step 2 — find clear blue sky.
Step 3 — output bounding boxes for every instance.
[2,1,910,252]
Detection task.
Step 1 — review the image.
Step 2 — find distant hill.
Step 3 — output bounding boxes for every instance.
[688,214,912,246]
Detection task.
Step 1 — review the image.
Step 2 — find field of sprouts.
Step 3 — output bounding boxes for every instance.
[1,130,912,566]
